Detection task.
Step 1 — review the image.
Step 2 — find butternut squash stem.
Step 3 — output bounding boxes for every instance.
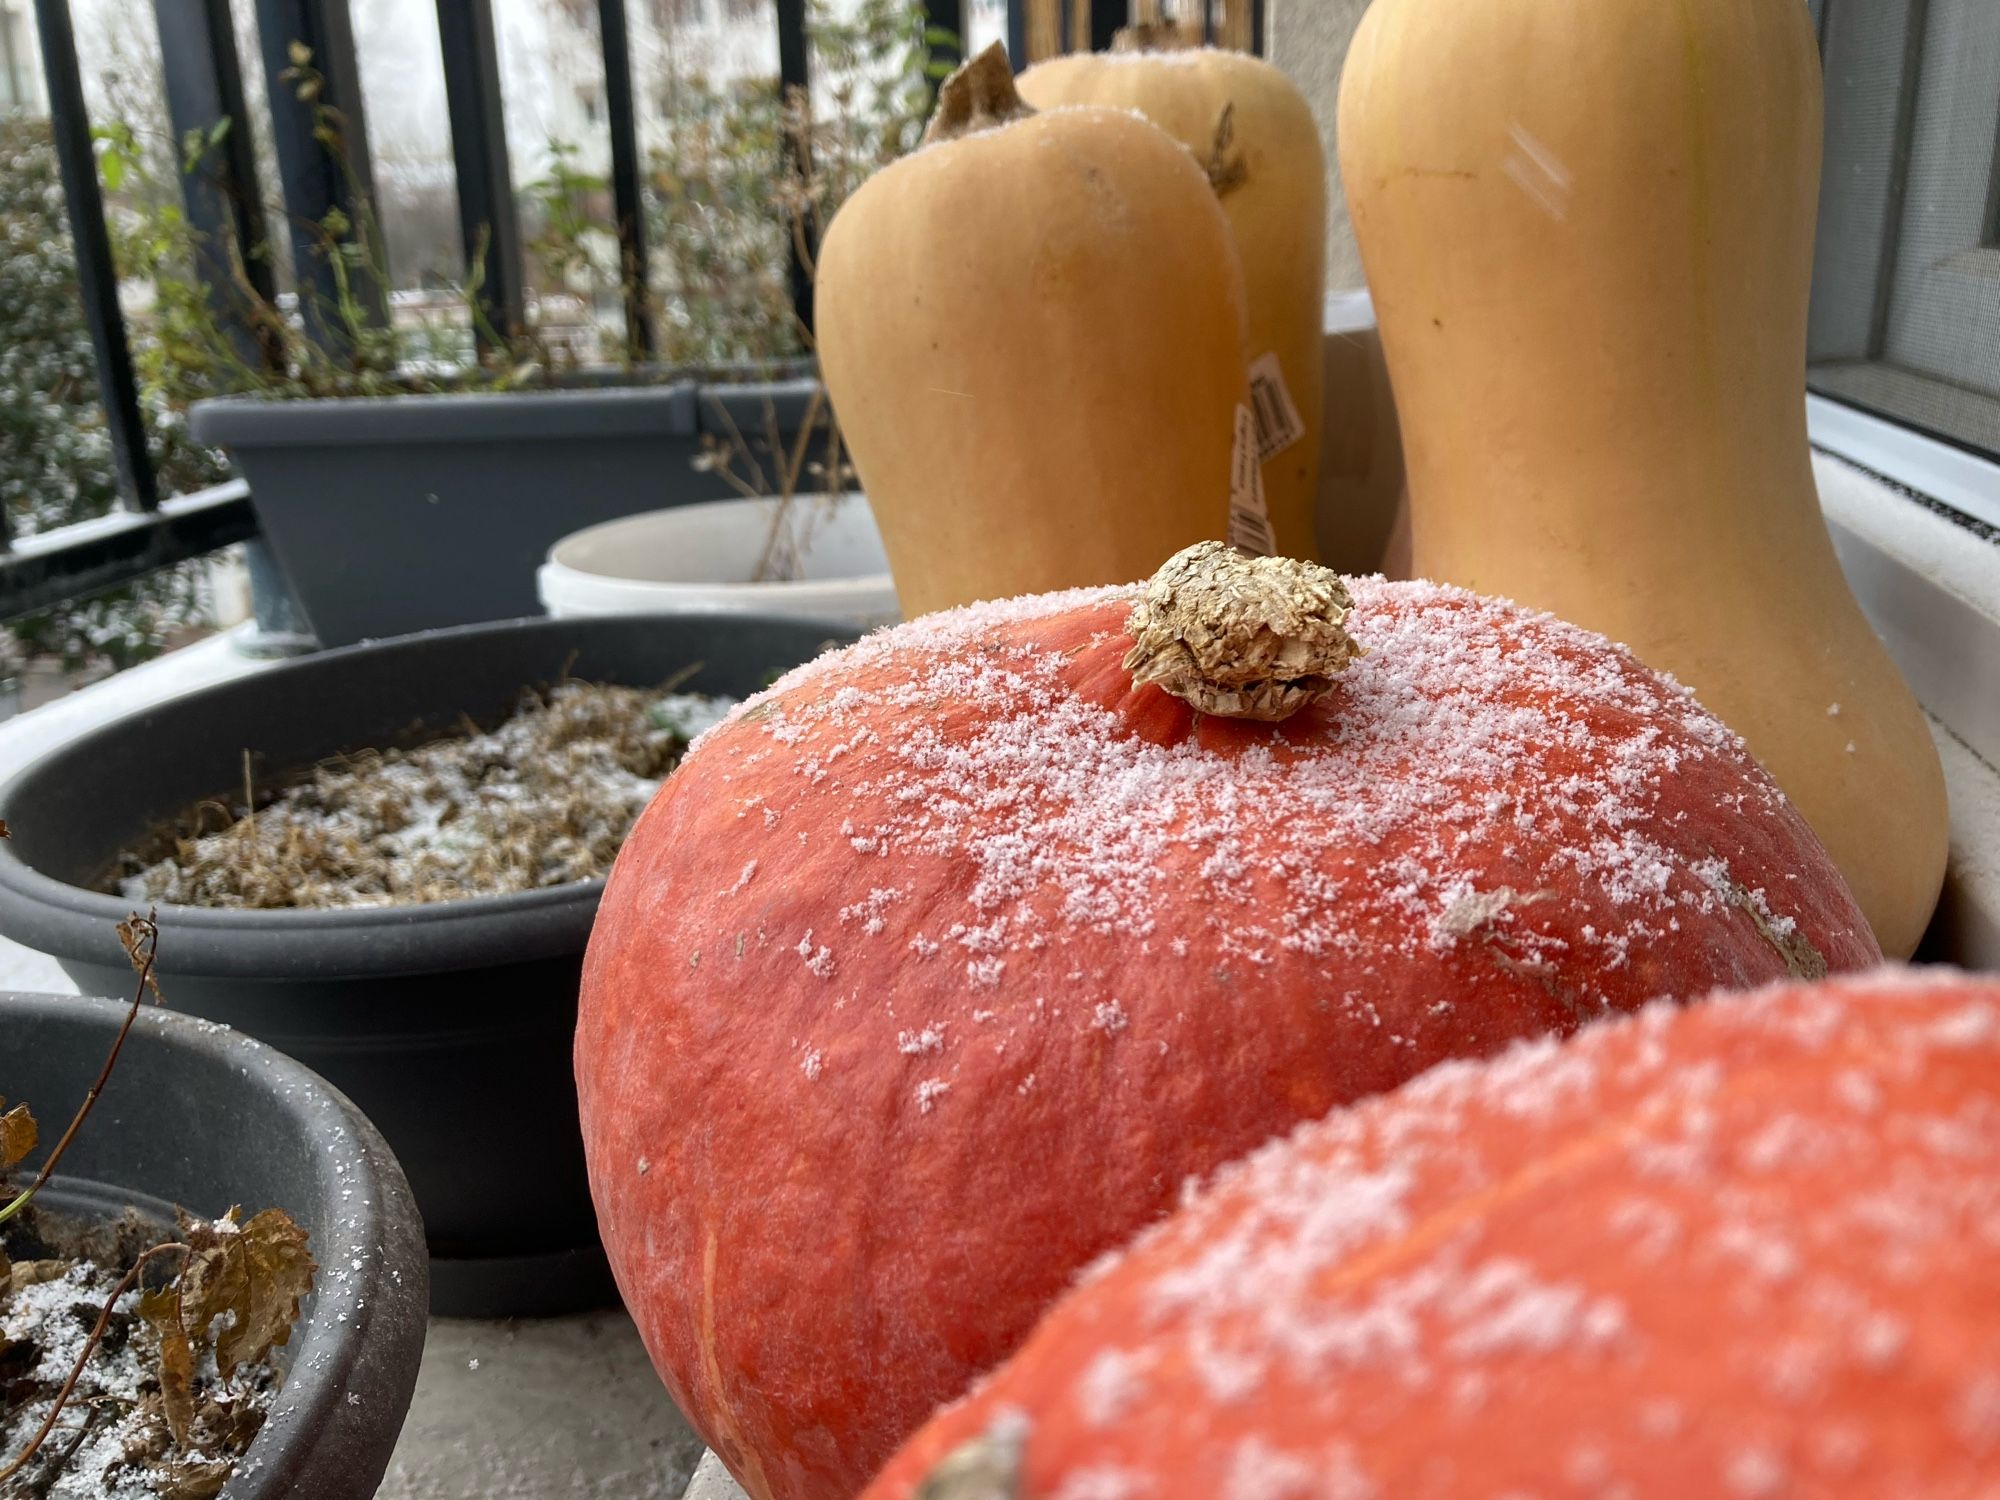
[923,42,1036,145]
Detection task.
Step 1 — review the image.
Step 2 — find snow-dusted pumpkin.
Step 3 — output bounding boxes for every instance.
[816,46,1253,617]
[866,967,2000,1500]
[575,543,1878,1500]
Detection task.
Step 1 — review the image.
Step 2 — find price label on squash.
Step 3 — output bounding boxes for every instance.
[1227,402,1276,556]
[1247,352,1306,462]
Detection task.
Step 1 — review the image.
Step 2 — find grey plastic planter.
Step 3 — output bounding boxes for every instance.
[0,990,429,1499]
[192,375,823,649]
[0,612,855,1317]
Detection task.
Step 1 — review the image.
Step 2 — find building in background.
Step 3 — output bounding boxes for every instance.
[0,0,45,114]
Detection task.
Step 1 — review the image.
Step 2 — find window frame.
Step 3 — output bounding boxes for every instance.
[1806,0,2000,505]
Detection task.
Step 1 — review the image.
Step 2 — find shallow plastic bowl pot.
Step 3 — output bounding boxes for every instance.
[538,493,899,629]
[0,990,429,1498]
[0,614,855,1316]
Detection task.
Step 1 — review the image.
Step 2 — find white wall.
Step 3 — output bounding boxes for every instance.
[1269,0,1370,291]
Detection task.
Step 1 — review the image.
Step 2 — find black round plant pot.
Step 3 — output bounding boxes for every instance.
[0,990,429,1499]
[0,614,855,1316]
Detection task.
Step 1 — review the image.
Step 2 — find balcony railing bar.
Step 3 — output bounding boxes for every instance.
[253,0,386,351]
[30,0,159,515]
[157,0,282,374]
[438,0,525,352]
[926,0,965,95]
[0,483,259,624]
[1090,0,1122,52]
[776,0,814,337]
[598,0,653,361]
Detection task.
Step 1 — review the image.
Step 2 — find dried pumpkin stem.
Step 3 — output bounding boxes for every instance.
[923,42,1035,145]
[1123,541,1362,722]
[1111,21,1199,52]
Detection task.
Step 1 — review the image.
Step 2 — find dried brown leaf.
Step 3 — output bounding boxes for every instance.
[0,1332,38,1383]
[116,915,162,1001]
[155,1457,233,1500]
[0,818,10,838]
[219,1209,314,1379]
[119,1391,174,1464]
[0,1101,37,1171]
[176,1211,250,1359]
[191,1391,267,1455]
[8,1257,69,1296]
[139,1284,197,1448]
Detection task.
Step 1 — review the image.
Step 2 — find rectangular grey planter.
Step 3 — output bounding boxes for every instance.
[192,375,823,648]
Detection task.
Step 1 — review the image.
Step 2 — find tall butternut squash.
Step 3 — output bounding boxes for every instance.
[1340,0,1947,957]
[1020,42,1326,561]
[816,46,1254,617]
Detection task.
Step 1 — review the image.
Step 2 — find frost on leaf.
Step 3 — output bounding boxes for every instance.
[177,1206,317,1382]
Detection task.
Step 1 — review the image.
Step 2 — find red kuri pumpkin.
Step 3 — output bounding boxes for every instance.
[575,544,1878,1500]
[865,968,2000,1500]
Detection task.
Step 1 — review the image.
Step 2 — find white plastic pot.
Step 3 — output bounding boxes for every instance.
[537,494,899,628]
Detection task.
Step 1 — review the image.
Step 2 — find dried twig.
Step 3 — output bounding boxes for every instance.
[0,914,159,1229]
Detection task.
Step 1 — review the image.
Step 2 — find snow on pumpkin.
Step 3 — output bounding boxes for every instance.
[864,970,2000,1500]
[575,545,1878,1500]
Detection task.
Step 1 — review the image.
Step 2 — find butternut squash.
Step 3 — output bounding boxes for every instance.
[1339,0,1946,957]
[1021,41,1327,561]
[816,45,1255,617]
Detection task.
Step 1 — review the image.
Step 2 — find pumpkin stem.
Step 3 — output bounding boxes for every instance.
[923,42,1035,146]
[1111,22,1199,52]
[1123,541,1363,722]
[911,1412,1029,1499]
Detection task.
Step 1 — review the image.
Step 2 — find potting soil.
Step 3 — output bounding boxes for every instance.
[0,1214,282,1498]
[115,684,735,911]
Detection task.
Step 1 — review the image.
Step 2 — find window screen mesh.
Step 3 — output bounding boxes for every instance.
[1808,0,2000,460]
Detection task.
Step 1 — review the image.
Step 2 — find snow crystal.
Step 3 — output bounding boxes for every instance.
[915,1078,951,1113]
[1074,1347,1151,1427]
[1724,1446,1787,1497]
[794,930,834,978]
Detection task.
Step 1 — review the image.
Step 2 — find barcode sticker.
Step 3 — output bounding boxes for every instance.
[1227,402,1276,556]
[1247,351,1305,462]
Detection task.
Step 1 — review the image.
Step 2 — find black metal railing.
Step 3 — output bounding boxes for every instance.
[1,0,1267,628]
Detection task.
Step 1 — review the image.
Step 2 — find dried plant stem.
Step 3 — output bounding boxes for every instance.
[0,916,159,1230]
[753,388,829,584]
[240,749,259,879]
[0,1239,190,1485]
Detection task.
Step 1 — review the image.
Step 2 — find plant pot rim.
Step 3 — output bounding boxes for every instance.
[191,370,823,448]
[543,493,893,603]
[0,612,845,981]
[0,989,428,1499]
